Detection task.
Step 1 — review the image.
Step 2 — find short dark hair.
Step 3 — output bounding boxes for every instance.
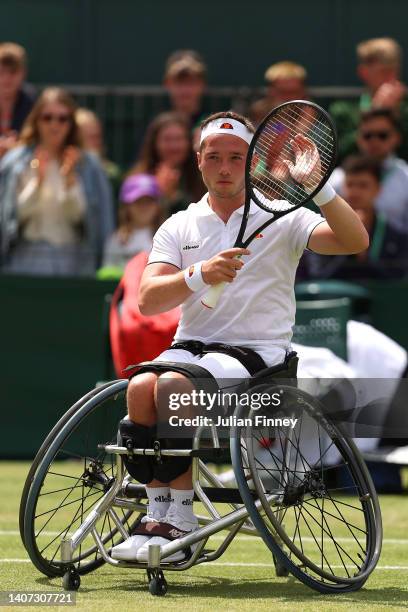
[342,154,382,182]
[359,108,401,133]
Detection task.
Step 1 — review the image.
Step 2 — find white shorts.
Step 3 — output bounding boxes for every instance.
[154,348,251,380]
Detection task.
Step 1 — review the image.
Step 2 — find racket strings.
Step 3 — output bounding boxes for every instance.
[259,112,333,170]
[250,102,335,212]
[278,108,335,151]
[277,109,334,163]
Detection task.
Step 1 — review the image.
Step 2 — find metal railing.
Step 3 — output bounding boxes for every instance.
[38,84,363,168]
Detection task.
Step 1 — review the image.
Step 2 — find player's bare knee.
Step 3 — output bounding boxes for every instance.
[155,371,194,419]
[127,372,157,423]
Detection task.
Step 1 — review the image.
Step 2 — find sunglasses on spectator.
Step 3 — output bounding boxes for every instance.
[361,130,392,141]
[39,113,71,124]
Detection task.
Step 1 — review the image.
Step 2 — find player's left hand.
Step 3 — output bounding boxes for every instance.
[283,134,322,190]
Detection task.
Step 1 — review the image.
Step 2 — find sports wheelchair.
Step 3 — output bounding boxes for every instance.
[20,354,382,597]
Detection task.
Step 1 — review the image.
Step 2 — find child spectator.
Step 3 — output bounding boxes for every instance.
[76,107,122,197]
[304,155,408,280]
[130,112,204,215]
[329,38,408,161]
[0,87,114,276]
[101,174,161,272]
[0,42,36,159]
[331,109,408,234]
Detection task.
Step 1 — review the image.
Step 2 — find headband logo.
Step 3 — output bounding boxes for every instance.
[219,122,234,129]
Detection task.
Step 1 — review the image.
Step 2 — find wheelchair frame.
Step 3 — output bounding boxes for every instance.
[20,361,382,597]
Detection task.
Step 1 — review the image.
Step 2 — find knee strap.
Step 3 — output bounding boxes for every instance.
[119,419,156,484]
[153,431,193,482]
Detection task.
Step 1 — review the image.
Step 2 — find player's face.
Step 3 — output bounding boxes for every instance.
[357,117,400,160]
[343,172,379,227]
[197,135,248,199]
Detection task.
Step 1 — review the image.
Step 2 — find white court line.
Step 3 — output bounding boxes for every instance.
[210,563,408,570]
[0,559,408,570]
[2,530,408,545]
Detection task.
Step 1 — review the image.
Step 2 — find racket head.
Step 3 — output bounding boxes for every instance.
[245,100,338,215]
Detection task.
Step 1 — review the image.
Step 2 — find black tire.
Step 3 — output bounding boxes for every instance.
[22,379,143,577]
[231,384,382,594]
[62,569,81,591]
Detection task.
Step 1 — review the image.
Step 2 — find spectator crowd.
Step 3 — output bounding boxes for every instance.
[1,38,408,282]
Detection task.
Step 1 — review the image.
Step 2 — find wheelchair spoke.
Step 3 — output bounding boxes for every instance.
[304,497,367,535]
[39,484,84,497]
[35,490,102,521]
[306,497,367,555]
[294,503,335,574]
[34,472,86,534]
[309,498,351,578]
[299,502,362,569]
[322,496,364,512]
[40,485,104,558]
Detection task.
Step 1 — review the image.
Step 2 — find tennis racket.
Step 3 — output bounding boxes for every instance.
[201,100,337,309]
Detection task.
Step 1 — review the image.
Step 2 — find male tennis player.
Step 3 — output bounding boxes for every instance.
[112,111,369,562]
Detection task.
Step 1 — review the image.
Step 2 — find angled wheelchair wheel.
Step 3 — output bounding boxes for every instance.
[19,380,117,548]
[22,379,142,578]
[231,384,382,594]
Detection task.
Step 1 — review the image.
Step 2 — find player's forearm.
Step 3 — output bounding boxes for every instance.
[138,271,192,315]
[319,194,370,253]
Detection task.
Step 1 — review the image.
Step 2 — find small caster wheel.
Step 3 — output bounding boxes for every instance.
[273,555,289,577]
[63,568,81,591]
[149,575,167,596]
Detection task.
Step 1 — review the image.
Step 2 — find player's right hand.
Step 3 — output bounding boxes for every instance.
[201,248,250,284]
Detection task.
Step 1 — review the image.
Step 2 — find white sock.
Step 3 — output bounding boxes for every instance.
[144,486,171,522]
[168,488,197,530]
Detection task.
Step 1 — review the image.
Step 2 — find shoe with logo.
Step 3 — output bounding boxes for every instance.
[111,509,162,561]
[136,506,199,563]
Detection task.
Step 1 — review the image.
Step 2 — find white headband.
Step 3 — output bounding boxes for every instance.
[200,117,253,145]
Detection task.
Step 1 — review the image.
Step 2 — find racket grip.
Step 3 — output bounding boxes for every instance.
[201,281,227,309]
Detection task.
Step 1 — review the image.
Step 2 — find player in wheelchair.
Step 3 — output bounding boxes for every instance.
[20,109,381,596]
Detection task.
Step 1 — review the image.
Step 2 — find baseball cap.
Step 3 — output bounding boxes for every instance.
[120,174,161,204]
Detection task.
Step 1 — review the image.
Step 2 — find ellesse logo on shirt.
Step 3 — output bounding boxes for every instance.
[182,244,200,250]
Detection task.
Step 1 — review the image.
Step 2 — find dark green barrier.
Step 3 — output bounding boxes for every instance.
[1,275,407,459]
[0,275,117,459]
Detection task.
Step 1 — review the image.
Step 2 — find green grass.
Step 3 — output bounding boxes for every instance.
[1,461,408,611]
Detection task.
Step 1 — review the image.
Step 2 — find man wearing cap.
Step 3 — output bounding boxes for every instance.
[111,111,368,562]
[164,50,207,128]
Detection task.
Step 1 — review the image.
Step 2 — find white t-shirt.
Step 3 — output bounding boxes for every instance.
[148,193,324,366]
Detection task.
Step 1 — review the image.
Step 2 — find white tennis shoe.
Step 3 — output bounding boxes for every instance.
[136,506,199,563]
[111,509,162,561]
